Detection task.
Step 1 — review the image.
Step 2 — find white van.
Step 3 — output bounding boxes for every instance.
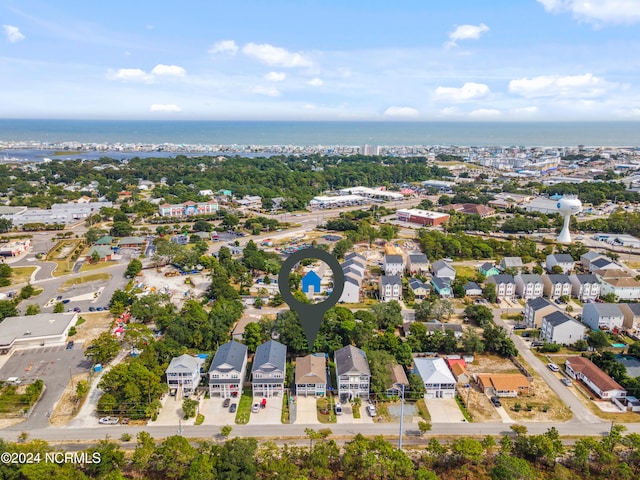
[334,402,343,415]
[6,377,21,385]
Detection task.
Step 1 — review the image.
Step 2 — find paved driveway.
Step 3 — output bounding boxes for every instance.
[424,397,466,423]
[151,394,198,426]
[248,396,283,425]
[293,396,319,424]
[201,397,238,426]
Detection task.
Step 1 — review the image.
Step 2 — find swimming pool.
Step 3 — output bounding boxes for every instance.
[611,343,627,348]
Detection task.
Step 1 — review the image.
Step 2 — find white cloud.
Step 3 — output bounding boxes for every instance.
[2,25,25,43]
[307,78,324,87]
[208,40,239,55]
[468,108,501,118]
[537,0,640,25]
[383,106,419,118]
[251,85,281,97]
[435,82,490,101]
[446,23,489,47]
[150,104,182,112]
[242,42,312,67]
[265,71,286,82]
[110,68,154,83]
[151,64,186,77]
[511,106,539,115]
[509,73,612,97]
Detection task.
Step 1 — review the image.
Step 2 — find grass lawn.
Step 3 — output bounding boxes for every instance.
[454,265,477,280]
[61,273,111,289]
[195,413,205,425]
[281,395,290,424]
[11,266,36,284]
[79,261,116,273]
[415,398,431,421]
[317,396,337,423]
[48,240,83,277]
[234,390,253,425]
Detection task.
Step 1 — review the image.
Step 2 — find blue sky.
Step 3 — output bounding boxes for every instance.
[2,0,640,121]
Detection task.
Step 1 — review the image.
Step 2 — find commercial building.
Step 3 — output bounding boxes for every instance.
[395,209,450,226]
[158,200,219,217]
[0,201,113,227]
[0,313,78,354]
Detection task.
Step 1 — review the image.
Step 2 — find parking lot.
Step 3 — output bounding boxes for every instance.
[248,396,283,425]
[201,396,238,425]
[0,345,91,429]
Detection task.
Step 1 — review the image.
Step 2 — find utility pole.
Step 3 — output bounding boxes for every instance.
[398,384,405,450]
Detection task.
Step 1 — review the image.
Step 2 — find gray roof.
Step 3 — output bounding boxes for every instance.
[425,323,463,333]
[591,257,615,268]
[526,297,555,311]
[517,274,543,284]
[573,273,599,284]
[431,277,450,290]
[345,274,360,286]
[550,253,575,263]
[480,262,495,271]
[380,275,402,286]
[345,252,366,263]
[545,274,571,284]
[408,253,428,264]
[544,310,580,327]
[464,281,482,291]
[624,303,640,316]
[0,313,78,347]
[501,257,523,267]
[585,303,624,317]
[432,259,454,271]
[167,354,203,374]
[343,258,366,270]
[409,278,429,290]
[252,340,286,374]
[581,251,601,262]
[385,254,404,264]
[487,274,515,285]
[335,345,370,377]
[209,340,248,373]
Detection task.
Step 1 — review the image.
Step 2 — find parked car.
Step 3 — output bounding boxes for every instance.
[56,295,63,301]
[513,325,527,330]
[521,332,531,338]
[229,403,237,413]
[73,307,81,312]
[547,363,560,372]
[62,299,70,304]
[561,377,572,386]
[335,402,343,415]
[531,341,544,347]
[490,396,502,407]
[88,307,96,312]
[251,403,260,413]
[366,404,377,417]
[99,416,119,425]
[66,341,74,350]
[223,398,230,408]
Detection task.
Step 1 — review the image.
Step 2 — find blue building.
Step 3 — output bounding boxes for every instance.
[302,270,321,294]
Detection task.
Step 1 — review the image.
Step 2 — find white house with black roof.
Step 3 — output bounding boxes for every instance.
[431,259,456,280]
[569,274,600,301]
[208,340,248,398]
[541,311,586,345]
[514,273,544,300]
[251,340,287,397]
[379,275,402,302]
[383,254,405,275]
[335,345,371,399]
[580,251,602,271]
[486,274,516,299]
[524,297,559,328]
[406,253,429,274]
[589,257,620,273]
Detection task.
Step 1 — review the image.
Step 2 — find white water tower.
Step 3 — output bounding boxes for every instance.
[557,195,583,243]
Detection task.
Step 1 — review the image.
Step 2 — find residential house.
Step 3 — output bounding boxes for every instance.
[543,274,572,299]
[445,357,470,384]
[231,316,256,342]
[599,273,640,301]
[464,281,483,296]
[541,311,586,345]
[208,340,248,398]
[486,274,516,299]
[620,303,640,331]
[295,354,327,397]
[500,257,524,272]
[413,357,456,399]
[475,373,530,397]
[251,340,287,397]
[406,253,429,275]
[580,251,602,271]
[86,245,113,262]
[301,270,321,295]
[524,297,559,328]
[409,278,430,299]
[589,257,620,273]
[340,275,362,303]
[431,260,456,281]
[345,251,367,266]
[479,262,500,277]
[166,354,204,397]
[386,364,409,396]
[546,253,575,274]
[425,322,463,339]
[566,356,627,400]
[515,273,544,300]
[383,254,405,276]
[582,303,625,331]
[335,345,371,399]
[570,274,601,301]
[379,275,402,302]
[430,277,452,298]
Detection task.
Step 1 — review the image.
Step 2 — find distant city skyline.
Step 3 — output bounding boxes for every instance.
[2,0,640,121]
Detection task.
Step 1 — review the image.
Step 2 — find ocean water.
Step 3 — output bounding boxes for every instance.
[1,119,640,147]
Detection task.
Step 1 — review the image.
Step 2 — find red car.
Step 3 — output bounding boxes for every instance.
[261,398,267,408]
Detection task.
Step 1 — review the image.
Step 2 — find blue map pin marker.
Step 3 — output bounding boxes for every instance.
[278,247,345,346]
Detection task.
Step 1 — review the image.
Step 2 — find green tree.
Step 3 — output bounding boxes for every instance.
[125,258,143,278]
[220,425,232,439]
[53,302,65,313]
[149,436,197,480]
[490,454,535,480]
[418,421,432,436]
[25,304,41,316]
[182,398,198,419]
[87,332,121,365]
[587,329,610,350]
[483,282,497,303]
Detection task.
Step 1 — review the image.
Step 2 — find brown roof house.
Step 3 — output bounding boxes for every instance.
[295,353,327,397]
[475,373,530,398]
[565,356,627,400]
